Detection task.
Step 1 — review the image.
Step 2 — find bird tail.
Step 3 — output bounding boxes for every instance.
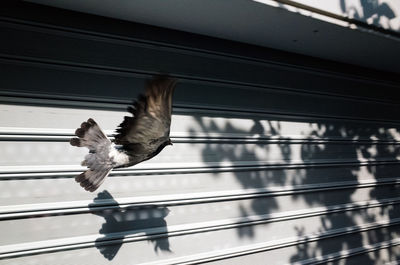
[70,118,114,192]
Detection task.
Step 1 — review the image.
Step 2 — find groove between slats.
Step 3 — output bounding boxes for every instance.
[0,127,400,143]
[1,159,400,179]
[0,17,398,92]
[1,202,399,260]
[1,178,399,219]
[0,94,126,111]
[2,135,400,145]
[1,133,399,144]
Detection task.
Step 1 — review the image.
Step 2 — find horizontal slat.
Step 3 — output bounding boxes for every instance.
[2,193,400,246]
[2,92,400,128]
[1,60,400,121]
[1,179,399,219]
[2,7,400,88]
[0,19,399,105]
[148,225,400,265]
[204,233,400,265]
[1,106,399,169]
[292,240,400,265]
[0,191,400,246]
[1,14,399,89]
[1,162,399,207]
[1,103,400,140]
[1,214,399,264]
[2,160,400,178]
[1,159,399,177]
[1,141,398,169]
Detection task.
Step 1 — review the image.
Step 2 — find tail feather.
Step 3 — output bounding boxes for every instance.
[70,118,108,150]
[70,118,114,192]
[75,169,112,192]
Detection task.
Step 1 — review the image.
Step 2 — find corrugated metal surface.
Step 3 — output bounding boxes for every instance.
[1,2,400,264]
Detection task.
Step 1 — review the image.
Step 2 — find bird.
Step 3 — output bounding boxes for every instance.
[70,75,177,192]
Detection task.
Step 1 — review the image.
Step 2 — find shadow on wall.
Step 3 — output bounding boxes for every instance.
[340,0,397,30]
[188,113,400,263]
[290,120,400,263]
[88,190,171,260]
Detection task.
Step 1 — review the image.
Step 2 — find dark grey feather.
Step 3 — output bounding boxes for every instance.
[113,75,177,166]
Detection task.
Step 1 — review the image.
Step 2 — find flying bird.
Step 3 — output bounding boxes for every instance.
[70,76,177,192]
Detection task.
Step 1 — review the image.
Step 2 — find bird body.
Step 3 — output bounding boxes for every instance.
[70,76,177,192]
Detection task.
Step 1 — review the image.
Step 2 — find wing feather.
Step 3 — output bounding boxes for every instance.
[114,76,176,151]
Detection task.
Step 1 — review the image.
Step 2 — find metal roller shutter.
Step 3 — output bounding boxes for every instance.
[1,2,400,264]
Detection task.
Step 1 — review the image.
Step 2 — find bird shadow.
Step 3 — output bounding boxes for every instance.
[88,190,171,260]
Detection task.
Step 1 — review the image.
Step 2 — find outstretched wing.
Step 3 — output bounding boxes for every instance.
[114,76,177,152]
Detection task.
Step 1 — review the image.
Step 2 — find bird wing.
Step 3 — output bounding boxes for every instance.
[114,76,177,153]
